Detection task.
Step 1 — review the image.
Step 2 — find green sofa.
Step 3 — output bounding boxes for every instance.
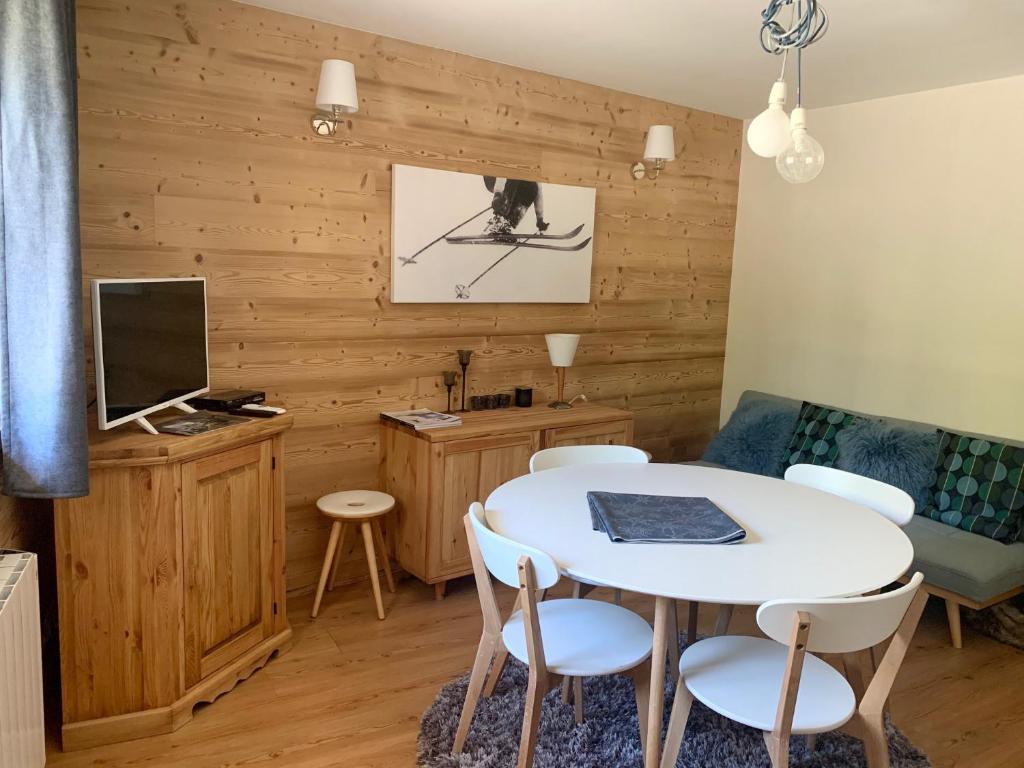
[697,389,1024,648]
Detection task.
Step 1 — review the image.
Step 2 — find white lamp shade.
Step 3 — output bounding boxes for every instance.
[643,125,675,162]
[315,59,358,113]
[545,333,580,367]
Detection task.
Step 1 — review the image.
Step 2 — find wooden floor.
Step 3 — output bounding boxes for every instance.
[46,574,1024,768]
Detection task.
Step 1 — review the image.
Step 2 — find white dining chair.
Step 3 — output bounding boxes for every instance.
[784,464,915,527]
[529,443,649,604]
[660,572,927,768]
[528,444,649,473]
[455,502,654,768]
[527,443,668,713]
[712,465,917,644]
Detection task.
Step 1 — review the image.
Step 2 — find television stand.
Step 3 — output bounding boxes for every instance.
[133,402,198,435]
[133,417,159,435]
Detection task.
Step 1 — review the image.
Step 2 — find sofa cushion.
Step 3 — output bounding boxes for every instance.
[781,402,861,471]
[836,420,940,512]
[920,431,1024,543]
[702,399,800,477]
[905,515,1024,603]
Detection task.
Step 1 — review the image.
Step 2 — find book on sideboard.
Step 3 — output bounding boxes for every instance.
[380,409,462,430]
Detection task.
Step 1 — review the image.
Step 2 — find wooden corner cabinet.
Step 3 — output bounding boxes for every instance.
[380,403,634,598]
[53,416,293,750]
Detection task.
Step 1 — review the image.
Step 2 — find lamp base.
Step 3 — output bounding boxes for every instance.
[547,401,572,410]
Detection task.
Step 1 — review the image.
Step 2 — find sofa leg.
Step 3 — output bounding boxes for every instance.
[945,598,963,649]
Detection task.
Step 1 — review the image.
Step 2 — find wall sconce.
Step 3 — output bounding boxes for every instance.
[311,59,358,136]
[631,125,676,180]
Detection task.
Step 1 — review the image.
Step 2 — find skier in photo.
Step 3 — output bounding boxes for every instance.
[482,176,549,236]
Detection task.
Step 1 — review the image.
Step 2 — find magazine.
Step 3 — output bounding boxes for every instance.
[381,409,462,430]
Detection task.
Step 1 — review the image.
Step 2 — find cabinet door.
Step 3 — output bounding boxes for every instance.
[182,441,274,688]
[432,432,538,578]
[542,419,633,449]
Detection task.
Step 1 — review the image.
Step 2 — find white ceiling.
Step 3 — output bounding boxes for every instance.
[240,0,1024,118]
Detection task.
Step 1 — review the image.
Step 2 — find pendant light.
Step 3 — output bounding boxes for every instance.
[748,0,829,183]
[776,48,825,183]
[747,79,791,158]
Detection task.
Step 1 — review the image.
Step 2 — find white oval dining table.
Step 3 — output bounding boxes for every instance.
[485,462,914,768]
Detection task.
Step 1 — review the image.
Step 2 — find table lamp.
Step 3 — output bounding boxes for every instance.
[544,333,580,409]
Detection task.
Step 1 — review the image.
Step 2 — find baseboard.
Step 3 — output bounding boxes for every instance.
[60,628,292,751]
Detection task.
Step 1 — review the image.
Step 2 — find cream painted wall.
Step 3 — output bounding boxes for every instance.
[723,75,1024,440]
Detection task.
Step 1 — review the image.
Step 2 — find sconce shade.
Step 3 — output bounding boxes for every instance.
[545,333,580,367]
[643,125,675,161]
[315,59,358,113]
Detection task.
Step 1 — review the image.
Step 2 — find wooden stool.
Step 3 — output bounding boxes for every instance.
[311,490,396,620]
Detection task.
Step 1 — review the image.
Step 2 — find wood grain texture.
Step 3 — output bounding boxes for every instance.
[53,419,291,748]
[382,405,630,589]
[76,0,741,592]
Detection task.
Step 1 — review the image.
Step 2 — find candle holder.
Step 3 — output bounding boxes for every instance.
[456,350,473,413]
[442,370,458,414]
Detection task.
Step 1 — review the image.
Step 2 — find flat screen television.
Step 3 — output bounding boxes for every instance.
[92,278,209,433]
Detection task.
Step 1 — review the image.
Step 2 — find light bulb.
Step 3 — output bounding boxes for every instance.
[747,80,791,158]
[776,107,824,184]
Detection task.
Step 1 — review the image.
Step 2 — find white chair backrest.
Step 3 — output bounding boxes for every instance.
[756,572,924,654]
[466,503,560,590]
[529,445,649,474]
[784,463,915,527]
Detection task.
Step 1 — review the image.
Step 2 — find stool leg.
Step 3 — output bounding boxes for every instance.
[361,521,386,620]
[372,518,395,593]
[312,521,342,618]
[328,523,348,592]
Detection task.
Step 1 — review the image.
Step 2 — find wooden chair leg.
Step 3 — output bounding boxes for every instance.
[572,676,584,724]
[945,598,963,649]
[667,599,681,674]
[571,580,596,600]
[763,731,789,768]
[630,660,651,756]
[517,669,546,768]
[360,522,386,620]
[371,519,395,593]
[687,601,699,645]
[485,645,510,697]
[327,522,348,592]
[806,733,817,751]
[714,603,734,636]
[660,681,692,768]
[311,521,341,618]
[861,714,891,768]
[560,674,572,703]
[453,632,498,753]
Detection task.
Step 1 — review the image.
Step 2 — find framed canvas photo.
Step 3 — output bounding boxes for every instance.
[390,165,596,303]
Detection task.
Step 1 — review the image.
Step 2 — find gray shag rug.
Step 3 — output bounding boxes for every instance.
[419,637,932,768]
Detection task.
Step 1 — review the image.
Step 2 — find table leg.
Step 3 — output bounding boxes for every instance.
[645,596,669,768]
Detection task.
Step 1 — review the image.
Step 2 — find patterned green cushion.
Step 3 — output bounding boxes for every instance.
[920,432,1024,543]
[781,402,861,470]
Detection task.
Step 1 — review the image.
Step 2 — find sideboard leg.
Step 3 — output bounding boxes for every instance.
[434,581,447,600]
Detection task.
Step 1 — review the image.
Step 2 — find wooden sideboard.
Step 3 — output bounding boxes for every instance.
[380,403,634,598]
[53,416,293,750]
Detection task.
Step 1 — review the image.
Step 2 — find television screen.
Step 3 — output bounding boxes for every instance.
[94,279,209,426]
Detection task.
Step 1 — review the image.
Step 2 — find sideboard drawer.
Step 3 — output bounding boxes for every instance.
[543,419,633,449]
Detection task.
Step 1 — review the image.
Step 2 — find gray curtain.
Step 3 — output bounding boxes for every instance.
[0,0,87,498]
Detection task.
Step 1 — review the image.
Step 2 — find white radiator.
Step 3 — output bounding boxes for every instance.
[0,551,45,768]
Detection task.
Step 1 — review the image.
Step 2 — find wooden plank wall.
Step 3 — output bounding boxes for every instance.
[76,0,742,591]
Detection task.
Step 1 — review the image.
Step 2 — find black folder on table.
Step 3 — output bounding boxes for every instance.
[587,491,746,544]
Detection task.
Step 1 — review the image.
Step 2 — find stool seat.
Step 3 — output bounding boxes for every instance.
[317,490,394,519]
